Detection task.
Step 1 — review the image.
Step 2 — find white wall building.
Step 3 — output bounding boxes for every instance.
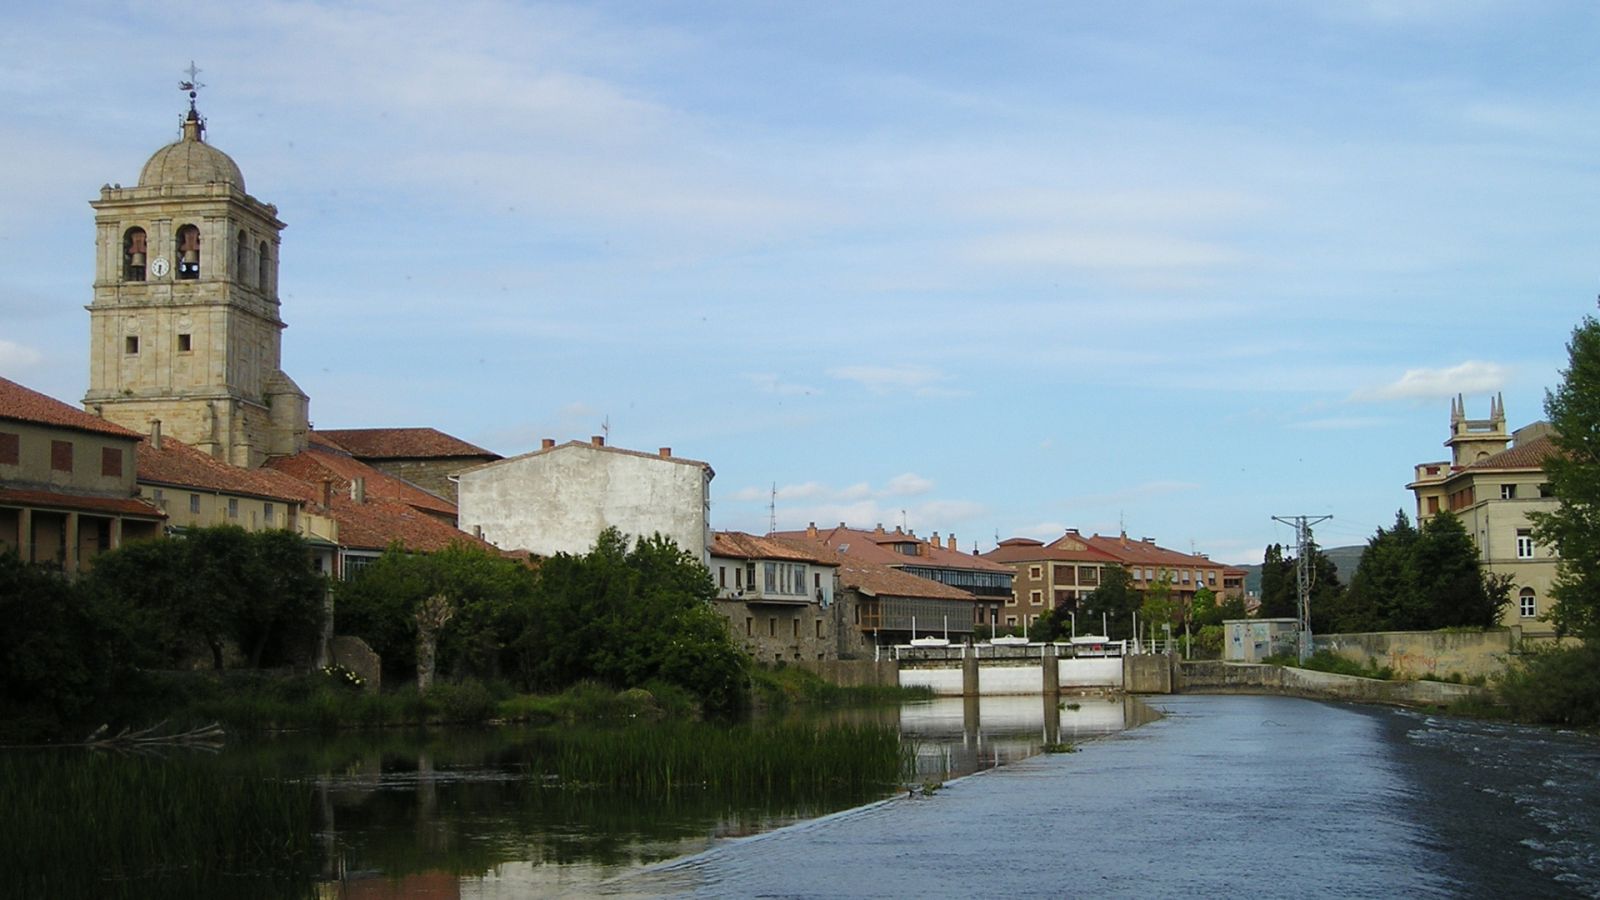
[457,437,713,563]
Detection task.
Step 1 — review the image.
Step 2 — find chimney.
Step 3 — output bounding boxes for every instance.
[350,477,366,504]
[931,532,940,547]
[320,478,333,508]
[947,533,958,551]
[541,438,555,450]
[875,523,885,536]
[658,447,671,458]
[150,419,162,450]
[591,435,605,447]
[806,522,819,538]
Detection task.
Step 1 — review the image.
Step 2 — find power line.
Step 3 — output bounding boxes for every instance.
[1272,514,1331,663]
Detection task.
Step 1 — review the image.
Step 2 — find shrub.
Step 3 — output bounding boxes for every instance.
[1494,644,1600,727]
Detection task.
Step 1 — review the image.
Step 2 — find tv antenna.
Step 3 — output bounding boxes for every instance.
[768,482,777,534]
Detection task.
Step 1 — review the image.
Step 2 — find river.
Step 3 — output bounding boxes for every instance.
[612,695,1599,899]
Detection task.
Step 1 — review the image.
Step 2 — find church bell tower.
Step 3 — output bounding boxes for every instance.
[84,67,308,467]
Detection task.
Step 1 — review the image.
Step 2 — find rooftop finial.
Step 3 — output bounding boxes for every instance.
[178,61,206,141]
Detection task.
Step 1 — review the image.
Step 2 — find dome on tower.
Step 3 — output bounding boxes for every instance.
[138,112,245,191]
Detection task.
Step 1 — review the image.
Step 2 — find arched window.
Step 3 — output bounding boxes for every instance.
[176,224,201,280]
[236,230,249,283]
[258,241,271,292]
[122,227,147,281]
[1519,588,1536,619]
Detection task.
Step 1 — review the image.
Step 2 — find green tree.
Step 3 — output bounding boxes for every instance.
[1257,542,1343,630]
[514,530,748,715]
[336,542,532,688]
[1140,575,1176,644]
[0,551,133,739]
[1410,511,1504,628]
[1080,565,1140,639]
[1531,315,1600,640]
[85,526,325,670]
[1342,511,1419,632]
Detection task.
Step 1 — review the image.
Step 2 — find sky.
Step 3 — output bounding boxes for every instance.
[2,1,1597,565]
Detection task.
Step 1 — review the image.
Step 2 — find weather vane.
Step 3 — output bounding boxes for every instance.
[178,61,205,113]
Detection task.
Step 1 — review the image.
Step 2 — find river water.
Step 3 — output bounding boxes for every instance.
[613,695,1600,899]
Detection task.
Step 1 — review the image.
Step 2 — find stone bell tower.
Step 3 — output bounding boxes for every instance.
[84,67,308,468]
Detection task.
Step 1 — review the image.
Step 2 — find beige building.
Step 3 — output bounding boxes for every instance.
[316,428,501,506]
[710,531,840,663]
[83,97,308,468]
[0,377,165,575]
[1408,395,1559,636]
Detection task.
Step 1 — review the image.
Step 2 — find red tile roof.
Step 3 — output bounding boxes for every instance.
[834,556,976,601]
[984,534,1122,565]
[265,443,457,517]
[137,435,306,502]
[0,486,164,519]
[315,427,500,461]
[712,531,838,565]
[771,524,1010,573]
[0,377,141,439]
[1467,435,1559,471]
[1068,532,1227,571]
[320,494,493,553]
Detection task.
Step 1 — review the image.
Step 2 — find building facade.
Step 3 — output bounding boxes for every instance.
[83,97,308,468]
[0,377,165,575]
[457,437,713,563]
[1408,395,1559,636]
[316,428,501,506]
[710,531,840,663]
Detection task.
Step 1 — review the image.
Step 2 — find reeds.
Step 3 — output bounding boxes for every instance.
[0,751,318,899]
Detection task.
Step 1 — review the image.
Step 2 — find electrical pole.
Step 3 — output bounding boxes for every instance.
[1271,514,1331,663]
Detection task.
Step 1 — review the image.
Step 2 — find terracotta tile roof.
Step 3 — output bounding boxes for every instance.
[0,486,165,519]
[1071,532,1227,571]
[137,435,306,502]
[320,494,494,553]
[314,427,500,461]
[0,377,141,439]
[771,524,1011,574]
[265,443,457,517]
[984,534,1122,565]
[834,556,976,601]
[712,531,839,565]
[464,440,712,478]
[1467,435,1559,471]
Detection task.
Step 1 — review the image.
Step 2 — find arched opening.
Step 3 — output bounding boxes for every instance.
[236,230,249,283]
[258,241,271,292]
[122,227,147,281]
[176,224,201,280]
[1519,587,1536,619]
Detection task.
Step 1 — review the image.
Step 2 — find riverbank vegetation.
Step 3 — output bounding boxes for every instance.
[748,664,933,708]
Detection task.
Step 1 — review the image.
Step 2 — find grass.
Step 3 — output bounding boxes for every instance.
[1264,651,1395,681]
[0,751,318,899]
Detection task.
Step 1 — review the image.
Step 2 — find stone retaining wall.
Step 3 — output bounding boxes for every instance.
[1178,660,1488,708]
[1315,629,1519,681]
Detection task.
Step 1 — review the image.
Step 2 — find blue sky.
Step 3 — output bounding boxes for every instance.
[2,1,1596,564]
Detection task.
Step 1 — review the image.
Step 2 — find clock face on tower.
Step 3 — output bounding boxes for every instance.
[149,256,170,278]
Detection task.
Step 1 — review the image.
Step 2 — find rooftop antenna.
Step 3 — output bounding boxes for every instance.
[768,482,777,534]
[901,509,908,531]
[601,415,610,443]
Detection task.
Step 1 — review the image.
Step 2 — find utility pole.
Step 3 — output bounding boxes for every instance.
[1271,514,1331,663]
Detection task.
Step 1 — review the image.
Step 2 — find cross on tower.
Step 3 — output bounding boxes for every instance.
[178,61,205,112]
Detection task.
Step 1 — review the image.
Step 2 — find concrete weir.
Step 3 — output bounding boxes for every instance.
[895,644,1129,696]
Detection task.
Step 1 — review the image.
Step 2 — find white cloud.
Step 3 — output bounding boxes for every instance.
[0,339,45,373]
[885,473,934,496]
[827,365,957,396]
[744,373,820,396]
[963,230,1244,271]
[1351,361,1508,402]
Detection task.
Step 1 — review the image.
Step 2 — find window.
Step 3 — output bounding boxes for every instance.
[189,493,200,513]
[1501,484,1517,500]
[1181,569,1191,583]
[735,566,743,589]
[100,447,122,477]
[258,241,271,291]
[792,618,799,638]
[50,440,72,472]
[745,617,753,636]
[1029,589,1043,605]
[125,335,139,354]
[718,566,727,588]
[177,333,192,352]
[1143,568,1154,581]
[1540,483,1555,498]
[1519,588,1536,618]
[1005,616,1018,626]
[1427,496,1440,514]
[0,432,17,465]
[176,225,201,279]
[264,502,275,525]
[1516,529,1535,560]
[1208,571,1217,586]
[236,230,249,281]
[768,617,776,637]
[1006,591,1017,607]
[123,227,148,281]
[227,497,238,519]
[1029,565,1042,580]
[815,620,823,638]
